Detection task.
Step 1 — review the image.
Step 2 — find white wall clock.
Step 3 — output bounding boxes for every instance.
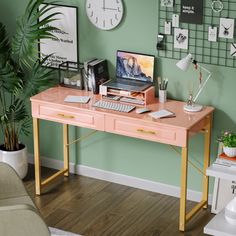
[86,0,124,30]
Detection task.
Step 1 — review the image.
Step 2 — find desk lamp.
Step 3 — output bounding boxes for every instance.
[176,53,212,112]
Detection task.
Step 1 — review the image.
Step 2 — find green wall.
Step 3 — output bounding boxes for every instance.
[1,0,236,192]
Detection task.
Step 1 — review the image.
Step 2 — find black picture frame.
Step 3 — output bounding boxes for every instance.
[180,0,203,25]
[38,3,79,69]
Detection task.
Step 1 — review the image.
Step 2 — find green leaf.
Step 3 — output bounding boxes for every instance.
[11,0,60,68]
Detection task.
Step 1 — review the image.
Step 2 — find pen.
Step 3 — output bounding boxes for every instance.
[164,78,168,90]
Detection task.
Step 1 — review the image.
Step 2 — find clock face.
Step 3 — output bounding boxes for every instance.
[86,0,124,30]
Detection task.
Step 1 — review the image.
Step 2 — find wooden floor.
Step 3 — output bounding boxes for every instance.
[24,165,214,236]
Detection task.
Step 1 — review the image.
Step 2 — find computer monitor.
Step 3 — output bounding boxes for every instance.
[116,50,155,82]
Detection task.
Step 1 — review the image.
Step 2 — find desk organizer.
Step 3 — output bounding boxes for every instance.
[104,86,155,105]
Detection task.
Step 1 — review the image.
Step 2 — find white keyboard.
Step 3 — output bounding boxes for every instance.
[93,100,135,113]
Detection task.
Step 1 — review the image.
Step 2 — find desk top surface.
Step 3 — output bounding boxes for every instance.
[31,86,214,131]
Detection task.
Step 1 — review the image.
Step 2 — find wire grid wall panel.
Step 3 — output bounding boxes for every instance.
[158,0,236,68]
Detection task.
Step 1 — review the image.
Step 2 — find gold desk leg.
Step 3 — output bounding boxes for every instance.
[202,114,212,208]
[33,118,41,195]
[179,144,189,231]
[63,124,69,177]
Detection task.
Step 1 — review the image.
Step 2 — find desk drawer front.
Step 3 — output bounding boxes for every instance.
[106,116,186,146]
[38,105,104,130]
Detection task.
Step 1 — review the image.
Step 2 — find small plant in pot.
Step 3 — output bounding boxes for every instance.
[218,131,236,158]
[0,0,59,178]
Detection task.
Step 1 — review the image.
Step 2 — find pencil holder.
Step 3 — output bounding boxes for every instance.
[159,89,167,103]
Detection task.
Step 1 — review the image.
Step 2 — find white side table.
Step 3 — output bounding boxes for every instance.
[204,210,236,236]
[206,143,236,214]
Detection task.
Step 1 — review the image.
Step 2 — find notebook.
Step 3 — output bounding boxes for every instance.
[104,50,155,92]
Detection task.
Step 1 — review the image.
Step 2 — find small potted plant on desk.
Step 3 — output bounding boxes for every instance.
[218,131,236,158]
[0,0,58,178]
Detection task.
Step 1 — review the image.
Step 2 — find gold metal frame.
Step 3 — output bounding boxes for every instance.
[179,114,212,231]
[33,113,212,232]
[33,118,97,195]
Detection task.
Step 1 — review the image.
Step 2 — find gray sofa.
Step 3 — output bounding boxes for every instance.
[0,162,50,236]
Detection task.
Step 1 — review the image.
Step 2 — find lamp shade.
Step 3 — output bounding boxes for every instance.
[176,53,193,72]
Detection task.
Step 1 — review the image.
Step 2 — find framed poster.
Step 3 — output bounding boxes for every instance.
[180,0,203,24]
[39,4,78,68]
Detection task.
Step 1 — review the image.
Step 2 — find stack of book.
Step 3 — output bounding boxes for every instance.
[213,153,236,169]
[83,58,109,94]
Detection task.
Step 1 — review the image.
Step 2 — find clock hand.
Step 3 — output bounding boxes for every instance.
[103,7,118,11]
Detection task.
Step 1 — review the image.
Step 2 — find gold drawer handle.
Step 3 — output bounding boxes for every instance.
[57,113,75,119]
[137,128,156,135]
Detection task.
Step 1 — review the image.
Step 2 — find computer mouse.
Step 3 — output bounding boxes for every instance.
[136,107,151,114]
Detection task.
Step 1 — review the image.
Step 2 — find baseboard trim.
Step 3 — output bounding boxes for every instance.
[28,154,212,204]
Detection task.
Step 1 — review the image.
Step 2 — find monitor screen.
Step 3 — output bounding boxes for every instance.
[116,50,155,82]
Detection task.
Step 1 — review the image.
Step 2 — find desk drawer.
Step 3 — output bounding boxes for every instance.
[105,116,186,146]
[38,105,104,130]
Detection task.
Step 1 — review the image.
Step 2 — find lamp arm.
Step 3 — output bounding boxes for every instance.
[193,64,212,103]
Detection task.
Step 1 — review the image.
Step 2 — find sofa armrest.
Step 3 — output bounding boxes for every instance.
[0,162,28,199]
[0,204,50,236]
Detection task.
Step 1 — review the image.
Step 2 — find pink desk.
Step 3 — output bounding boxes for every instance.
[30,86,214,231]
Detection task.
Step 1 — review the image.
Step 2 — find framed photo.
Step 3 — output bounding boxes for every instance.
[39,4,79,68]
[174,28,188,50]
[161,0,174,7]
[219,18,235,39]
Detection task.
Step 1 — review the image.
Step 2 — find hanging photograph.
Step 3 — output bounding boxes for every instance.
[230,43,236,57]
[174,28,188,50]
[219,18,235,39]
[39,4,78,68]
[208,26,218,42]
[180,0,203,24]
[161,0,174,7]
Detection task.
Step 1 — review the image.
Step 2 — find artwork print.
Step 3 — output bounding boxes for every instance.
[230,43,236,57]
[219,18,235,39]
[180,0,203,24]
[174,28,188,50]
[208,26,217,42]
[39,4,78,68]
[161,0,174,7]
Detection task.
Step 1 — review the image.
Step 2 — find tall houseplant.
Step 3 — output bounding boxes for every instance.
[0,0,59,178]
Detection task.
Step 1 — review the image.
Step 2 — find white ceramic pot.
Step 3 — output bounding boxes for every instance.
[0,144,28,179]
[223,146,236,157]
[225,197,236,225]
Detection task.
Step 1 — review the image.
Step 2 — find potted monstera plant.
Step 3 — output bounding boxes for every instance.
[0,0,58,178]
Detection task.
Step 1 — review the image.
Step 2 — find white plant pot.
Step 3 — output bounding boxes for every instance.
[0,144,28,179]
[223,146,236,157]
